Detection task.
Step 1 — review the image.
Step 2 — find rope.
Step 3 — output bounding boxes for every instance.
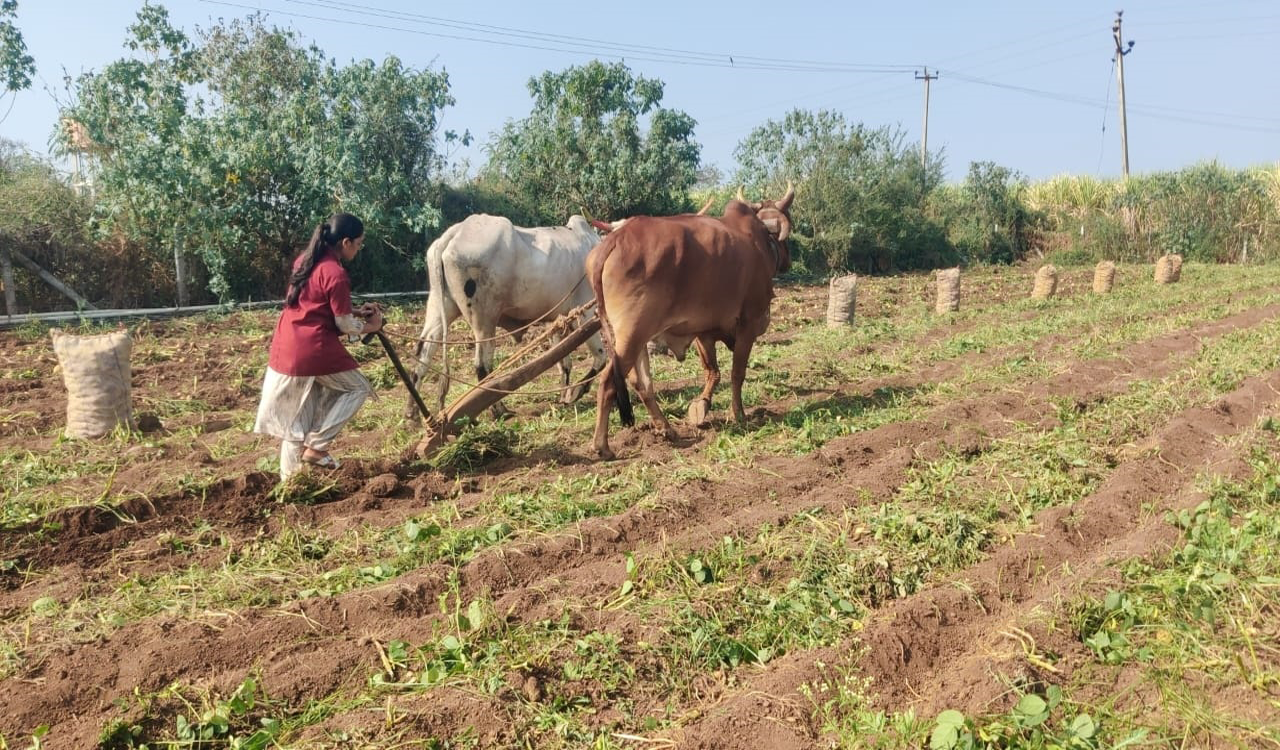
[396,360,601,397]
[382,298,598,371]
[377,272,589,347]
[380,300,602,399]
[479,300,597,382]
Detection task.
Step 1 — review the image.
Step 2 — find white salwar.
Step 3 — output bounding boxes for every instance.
[254,313,376,480]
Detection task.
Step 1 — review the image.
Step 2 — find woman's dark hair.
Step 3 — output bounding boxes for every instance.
[286,213,364,307]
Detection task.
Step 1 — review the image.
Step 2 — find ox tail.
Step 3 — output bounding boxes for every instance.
[426,225,459,400]
[588,237,634,427]
[610,352,633,427]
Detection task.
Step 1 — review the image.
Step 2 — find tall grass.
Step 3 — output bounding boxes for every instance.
[1026,162,1280,265]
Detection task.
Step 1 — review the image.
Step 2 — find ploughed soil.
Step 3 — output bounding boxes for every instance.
[1,265,1278,748]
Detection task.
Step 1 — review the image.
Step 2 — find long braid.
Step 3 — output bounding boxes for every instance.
[286,223,329,307]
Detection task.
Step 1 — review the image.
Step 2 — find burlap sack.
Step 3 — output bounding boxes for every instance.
[826,274,858,327]
[1155,254,1183,284]
[936,268,960,313]
[1031,264,1058,300]
[50,328,133,438]
[1093,261,1116,294]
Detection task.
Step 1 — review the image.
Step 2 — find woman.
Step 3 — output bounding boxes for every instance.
[255,212,384,480]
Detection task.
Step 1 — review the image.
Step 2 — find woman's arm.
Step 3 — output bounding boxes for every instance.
[335,313,366,342]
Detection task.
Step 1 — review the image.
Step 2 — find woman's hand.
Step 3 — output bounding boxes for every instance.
[356,302,384,334]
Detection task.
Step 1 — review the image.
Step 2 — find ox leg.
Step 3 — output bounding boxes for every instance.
[563,330,604,404]
[593,357,621,460]
[407,321,433,421]
[549,329,574,405]
[474,323,511,419]
[729,336,757,424]
[594,332,645,460]
[408,296,459,419]
[557,352,573,403]
[628,348,676,441]
[688,335,720,427]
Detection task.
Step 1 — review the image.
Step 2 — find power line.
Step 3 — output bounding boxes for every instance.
[197,1,1280,141]
[1097,56,1115,175]
[1140,28,1280,42]
[199,0,919,74]
[1141,13,1280,26]
[291,0,918,73]
[936,68,1280,132]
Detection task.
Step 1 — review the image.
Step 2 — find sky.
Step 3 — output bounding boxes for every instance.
[4,0,1279,184]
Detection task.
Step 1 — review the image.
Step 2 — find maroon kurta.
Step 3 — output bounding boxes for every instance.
[268,254,359,376]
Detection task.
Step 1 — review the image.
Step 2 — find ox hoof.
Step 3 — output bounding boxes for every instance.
[596,447,616,461]
[686,398,711,427]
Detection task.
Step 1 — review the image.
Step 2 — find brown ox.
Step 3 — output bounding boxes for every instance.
[587,184,795,459]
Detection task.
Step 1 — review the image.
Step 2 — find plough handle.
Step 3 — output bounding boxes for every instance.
[365,329,432,420]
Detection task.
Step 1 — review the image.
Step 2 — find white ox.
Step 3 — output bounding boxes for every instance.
[407,214,605,418]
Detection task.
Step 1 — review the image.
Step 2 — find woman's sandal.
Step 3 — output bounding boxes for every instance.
[302,452,340,469]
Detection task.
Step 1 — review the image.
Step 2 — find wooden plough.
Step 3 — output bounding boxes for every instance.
[409,302,602,459]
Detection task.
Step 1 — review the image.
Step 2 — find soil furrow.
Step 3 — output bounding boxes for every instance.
[3,286,1279,746]
[669,370,1280,750]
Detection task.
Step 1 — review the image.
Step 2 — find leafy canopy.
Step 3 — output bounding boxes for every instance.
[483,60,700,224]
[929,161,1034,265]
[0,0,34,93]
[58,3,459,302]
[735,109,948,272]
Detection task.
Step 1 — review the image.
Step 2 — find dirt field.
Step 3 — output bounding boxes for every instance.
[2,263,1279,748]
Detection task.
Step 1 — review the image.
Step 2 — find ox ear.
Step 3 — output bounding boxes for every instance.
[776,180,795,213]
[590,219,614,234]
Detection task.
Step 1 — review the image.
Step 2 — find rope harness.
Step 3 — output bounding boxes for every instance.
[370,296,601,399]
[367,209,785,403]
[374,272,589,347]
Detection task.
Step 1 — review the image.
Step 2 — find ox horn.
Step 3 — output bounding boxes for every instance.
[777,180,795,213]
[696,196,714,215]
[736,185,746,203]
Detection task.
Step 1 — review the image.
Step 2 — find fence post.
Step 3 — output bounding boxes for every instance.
[173,228,189,308]
[1,244,16,319]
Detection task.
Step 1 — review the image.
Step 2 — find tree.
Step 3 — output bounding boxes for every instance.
[930,161,1033,265]
[0,0,34,94]
[483,60,700,223]
[60,3,207,300]
[0,140,88,247]
[735,109,948,273]
[0,140,131,310]
[58,3,459,302]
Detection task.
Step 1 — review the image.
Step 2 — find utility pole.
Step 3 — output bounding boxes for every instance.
[1112,11,1135,178]
[915,67,937,171]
